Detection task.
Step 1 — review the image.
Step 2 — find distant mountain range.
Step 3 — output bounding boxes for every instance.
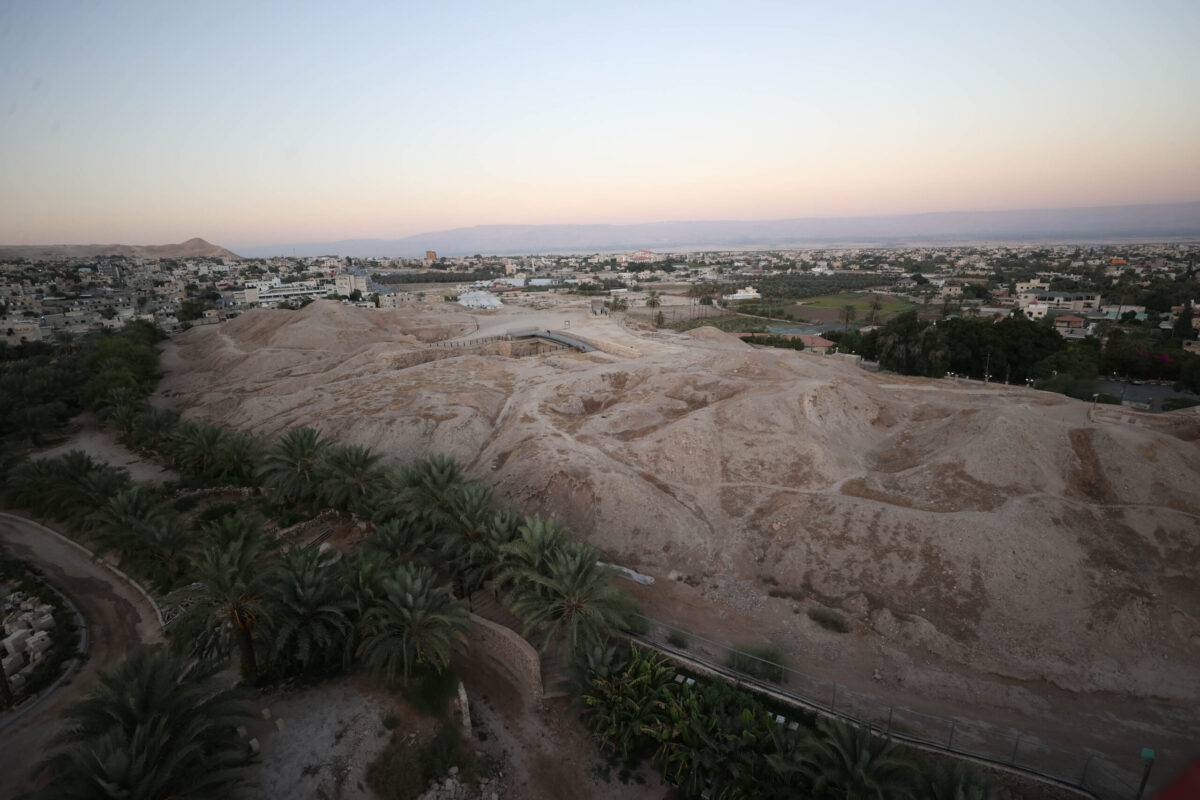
[237,201,1200,257]
[0,237,240,260]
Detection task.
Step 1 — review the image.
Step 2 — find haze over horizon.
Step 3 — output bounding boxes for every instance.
[2,1,1198,248]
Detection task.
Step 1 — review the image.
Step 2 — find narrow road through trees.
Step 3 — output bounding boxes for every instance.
[0,512,162,798]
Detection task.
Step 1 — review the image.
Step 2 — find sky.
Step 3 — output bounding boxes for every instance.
[1,0,1198,249]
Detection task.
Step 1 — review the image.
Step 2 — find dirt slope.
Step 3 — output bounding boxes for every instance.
[159,302,1200,704]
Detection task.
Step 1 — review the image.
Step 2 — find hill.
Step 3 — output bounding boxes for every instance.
[0,237,241,260]
[158,301,1200,705]
[236,201,1200,256]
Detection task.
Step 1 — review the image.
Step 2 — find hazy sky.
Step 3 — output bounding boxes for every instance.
[1,1,1198,248]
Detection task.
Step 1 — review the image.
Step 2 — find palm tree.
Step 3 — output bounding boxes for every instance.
[841,304,858,331]
[172,421,227,482]
[89,487,185,592]
[441,483,497,604]
[921,762,996,800]
[319,442,385,513]
[366,515,435,564]
[494,515,568,595]
[645,290,662,309]
[168,530,277,679]
[127,405,180,451]
[3,458,60,517]
[506,542,631,654]
[257,426,329,506]
[264,547,354,674]
[356,563,470,684]
[396,454,466,528]
[867,297,884,325]
[800,719,917,800]
[31,647,254,800]
[216,429,262,486]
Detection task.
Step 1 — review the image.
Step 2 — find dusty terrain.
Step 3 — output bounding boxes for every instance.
[158,299,1200,783]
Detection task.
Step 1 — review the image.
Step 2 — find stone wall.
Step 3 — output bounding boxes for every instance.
[455,613,543,711]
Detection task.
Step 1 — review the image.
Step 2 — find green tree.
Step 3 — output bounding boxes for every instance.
[583,646,675,763]
[646,290,662,309]
[89,487,186,592]
[30,648,254,800]
[800,719,917,800]
[318,442,385,513]
[168,530,277,679]
[258,426,329,507]
[356,564,470,683]
[506,542,631,654]
[264,547,354,675]
[840,304,857,330]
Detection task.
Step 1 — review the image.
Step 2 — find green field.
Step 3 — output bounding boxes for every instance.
[799,292,914,312]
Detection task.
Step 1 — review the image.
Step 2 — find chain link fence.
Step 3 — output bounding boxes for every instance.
[630,613,1143,800]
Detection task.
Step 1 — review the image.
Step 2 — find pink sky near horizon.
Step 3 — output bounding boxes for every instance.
[1,1,1198,247]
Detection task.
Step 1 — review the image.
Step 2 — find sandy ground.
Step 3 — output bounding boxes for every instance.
[33,413,178,483]
[156,298,1200,793]
[0,512,163,799]
[255,671,667,800]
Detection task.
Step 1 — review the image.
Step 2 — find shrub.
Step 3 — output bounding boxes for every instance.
[726,644,787,684]
[367,722,476,800]
[807,606,851,634]
[667,629,689,649]
[402,668,461,717]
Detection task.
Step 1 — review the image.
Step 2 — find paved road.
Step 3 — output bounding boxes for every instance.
[0,513,162,798]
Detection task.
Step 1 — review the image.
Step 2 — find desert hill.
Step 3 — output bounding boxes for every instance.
[0,237,240,260]
[159,301,1200,706]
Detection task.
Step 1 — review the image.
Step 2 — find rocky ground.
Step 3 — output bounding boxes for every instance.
[158,298,1200,790]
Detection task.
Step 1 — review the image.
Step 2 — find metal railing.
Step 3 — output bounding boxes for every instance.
[629,613,1142,800]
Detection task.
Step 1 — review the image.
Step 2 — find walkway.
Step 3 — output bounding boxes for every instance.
[0,513,163,797]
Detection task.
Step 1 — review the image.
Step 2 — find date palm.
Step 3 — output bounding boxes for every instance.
[441,483,498,603]
[31,647,254,800]
[318,442,385,513]
[646,290,662,309]
[216,429,262,486]
[172,421,227,482]
[841,304,858,331]
[800,719,917,800]
[867,297,884,325]
[90,486,185,592]
[356,563,470,684]
[495,515,568,595]
[921,762,996,800]
[257,426,328,506]
[396,454,466,529]
[366,515,435,564]
[168,529,277,679]
[128,405,180,451]
[265,547,354,674]
[506,542,631,654]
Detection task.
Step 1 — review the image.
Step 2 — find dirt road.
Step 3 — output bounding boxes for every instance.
[0,513,162,798]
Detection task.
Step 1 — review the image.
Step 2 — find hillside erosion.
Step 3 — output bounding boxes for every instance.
[158,301,1200,704]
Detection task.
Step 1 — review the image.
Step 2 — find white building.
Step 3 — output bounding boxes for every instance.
[457,290,502,310]
[723,286,761,302]
[335,272,369,297]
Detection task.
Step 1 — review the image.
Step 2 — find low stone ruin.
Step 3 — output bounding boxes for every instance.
[2,583,58,695]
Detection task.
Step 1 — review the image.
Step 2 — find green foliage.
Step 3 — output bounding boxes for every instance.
[756,273,892,300]
[583,646,677,763]
[727,644,788,684]
[264,547,354,676]
[89,486,187,592]
[506,542,633,655]
[799,719,919,799]
[807,606,851,634]
[257,426,329,506]
[168,528,277,679]
[30,647,254,800]
[356,563,470,684]
[318,442,385,513]
[367,722,476,800]
[402,667,461,717]
[3,451,133,531]
[666,629,690,649]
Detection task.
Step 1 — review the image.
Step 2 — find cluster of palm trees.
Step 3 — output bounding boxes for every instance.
[584,647,997,800]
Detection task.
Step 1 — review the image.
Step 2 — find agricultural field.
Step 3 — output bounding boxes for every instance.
[734,292,919,326]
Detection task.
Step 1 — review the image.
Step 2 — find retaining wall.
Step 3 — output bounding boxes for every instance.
[455,612,543,711]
